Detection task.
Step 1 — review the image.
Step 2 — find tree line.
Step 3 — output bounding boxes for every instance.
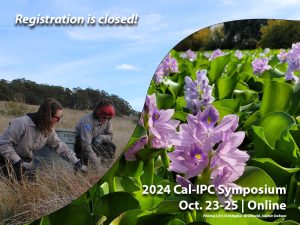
[0,78,138,116]
[174,19,300,50]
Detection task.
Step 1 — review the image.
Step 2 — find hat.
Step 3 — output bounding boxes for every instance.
[100,105,116,117]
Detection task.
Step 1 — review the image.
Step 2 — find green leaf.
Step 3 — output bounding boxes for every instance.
[124,124,147,151]
[133,189,164,211]
[123,160,144,178]
[252,114,297,167]
[275,127,300,166]
[173,111,188,122]
[206,209,282,225]
[155,201,181,214]
[156,92,175,109]
[249,158,300,187]
[214,106,235,120]
[260,80,293,115]
[243,111,261,130]
[288,81,300,116]
[40,217,51,225]
[165,79,182,98]
[213,99,240,113]
[257,112,295,147]
[208,54,231,83]
[110,210,150,225]
[93,192,140,224]
[280,220,300,225]
[233,89,258,106]
[215,73,239,99]
[235,166,279,215]
[48,205,91,225]
[136,148,164,161]
[121,177,141,192]
[110,210,182,225]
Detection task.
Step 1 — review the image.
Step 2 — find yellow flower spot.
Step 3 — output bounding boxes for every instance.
[195,154,202,160]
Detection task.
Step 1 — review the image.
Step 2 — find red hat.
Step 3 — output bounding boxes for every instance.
[100,105,116,117]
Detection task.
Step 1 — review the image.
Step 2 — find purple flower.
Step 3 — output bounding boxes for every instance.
[169,143,209,178]
[180,49,197,62]
[211,131,249,174]
[148,107,180,149]
[172,106,238,151]
[168,106,249,201]
[154,53,179,84]
[143,94,157,116]
[209,49,226,61]
[286,42,300,81]
[251,58,271,75]
[204,52,211,59]
[125,137,148,161]
[210,131,249,201]
[278,49,288,63]
[176,175,194,188]
[285,72,298,82]
[125,93,179,160]
[234,50,243,59]
[264,48,270,54]
[184,70,214,114]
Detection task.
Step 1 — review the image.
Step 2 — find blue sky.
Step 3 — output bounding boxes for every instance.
[0,0,300,111]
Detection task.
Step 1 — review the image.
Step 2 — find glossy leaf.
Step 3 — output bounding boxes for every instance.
[260,80,293,115]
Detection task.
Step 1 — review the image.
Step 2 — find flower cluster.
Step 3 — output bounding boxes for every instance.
[154,53,179,84]
[184,70,214,114]
[180,49,197,62]
[208,49,226,61]
[168,106,249,200]
[234,50,243,59]
[285,42,300,82]
[125,94,180,161]
[277,49,288,63]
[251,58,271,75]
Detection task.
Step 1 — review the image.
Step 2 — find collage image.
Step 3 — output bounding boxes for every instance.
[1,2,300,225]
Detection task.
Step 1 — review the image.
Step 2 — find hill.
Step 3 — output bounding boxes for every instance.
[0,78,138,116]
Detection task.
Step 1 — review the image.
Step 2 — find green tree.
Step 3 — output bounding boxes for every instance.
[259,20,300,48]
[221,19,267,49]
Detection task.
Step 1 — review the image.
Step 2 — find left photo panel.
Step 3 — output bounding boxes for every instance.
[0,30,139,225]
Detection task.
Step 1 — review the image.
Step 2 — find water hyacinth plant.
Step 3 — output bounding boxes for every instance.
[29,43,300,225]
[180,49,197,62]
[251,58,271,75]
[184,69,214,114]
[154,53,179,84]
[169,106,249,202]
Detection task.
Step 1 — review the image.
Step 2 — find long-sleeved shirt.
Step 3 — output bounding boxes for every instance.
[0,115,79,165]
[75,113,113,164]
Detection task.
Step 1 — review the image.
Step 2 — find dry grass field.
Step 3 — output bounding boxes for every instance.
[0,101,137,225]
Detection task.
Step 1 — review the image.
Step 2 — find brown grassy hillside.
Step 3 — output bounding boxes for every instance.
[0,101,137,225]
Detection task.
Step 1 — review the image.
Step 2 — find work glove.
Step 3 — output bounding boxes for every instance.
[22,162,35,171]
[13,160,36,182]
[74,160,88,174]
[12,159,24,181]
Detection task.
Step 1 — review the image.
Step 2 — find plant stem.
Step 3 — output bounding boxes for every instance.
[143,158,155,185]
[184,211,193,223]
[161,149,170,168]
[108,177,116,193]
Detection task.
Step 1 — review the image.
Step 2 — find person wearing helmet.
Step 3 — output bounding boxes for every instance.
[75,99,116,167]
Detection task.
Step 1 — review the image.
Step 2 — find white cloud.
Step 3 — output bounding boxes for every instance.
[115,63,139,71]
[66,13,167,42]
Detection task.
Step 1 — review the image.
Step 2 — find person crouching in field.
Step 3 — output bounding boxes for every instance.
[0,98,87,182]
[75,99,116,168]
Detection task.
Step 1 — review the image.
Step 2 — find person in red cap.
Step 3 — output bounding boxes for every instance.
[75,99,116,168]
